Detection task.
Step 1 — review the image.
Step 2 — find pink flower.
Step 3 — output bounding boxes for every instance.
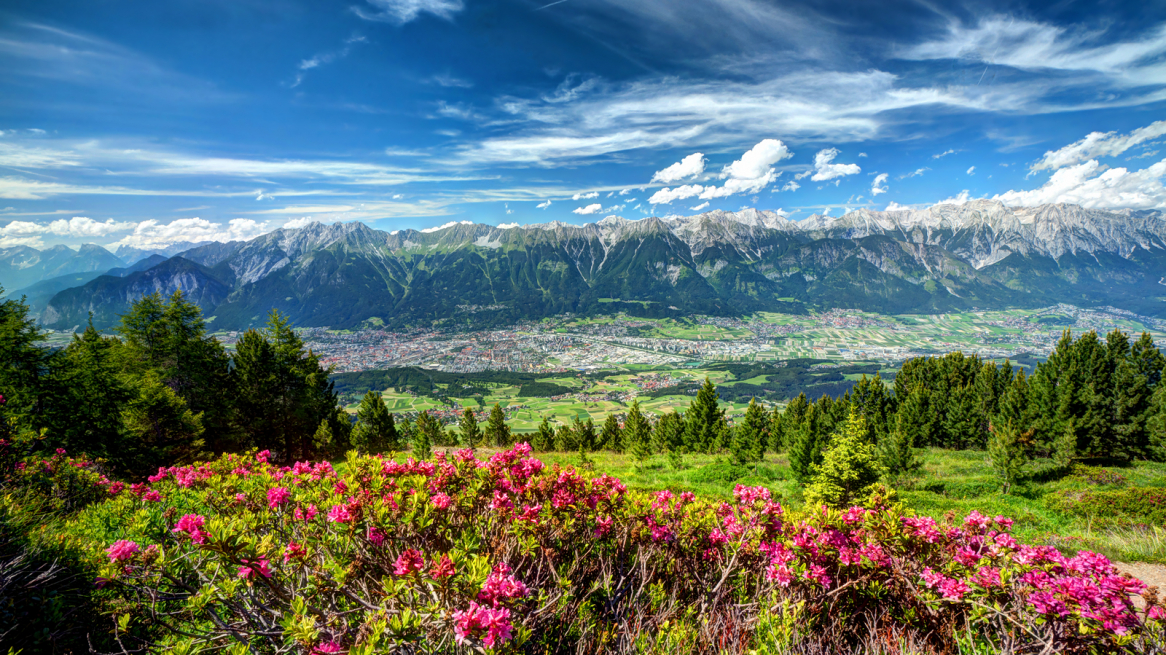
[238,558,271,580]
[55,448,67,456]
[143,490,162,503]
[173,514,208,545]
[478,563,529,607]
[593,515,613,538]
[267,487,292,509]
[452,602,514,648]
[284,541,306,563]
[106,540,139,562]
[490,490,514,513]
[255,450,271,464]
[108,482,125,495]
[707,528,730,546]
[766,563,794,586]
[937,577,970,601]
[367,526,386,547]
[733,484,771,505]
[393,549,425,576]
[328,503,356,524]
[431,492,453,509]
[295,504,319,522]
[1148,606,1166,621]
[973,566,1001,588]
[431,554,457,579]
[313,641,343,654]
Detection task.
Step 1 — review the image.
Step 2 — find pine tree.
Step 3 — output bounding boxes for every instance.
[599,414,622,453]
[879,412,922,485]
[685,377,723,453]
[531,416,554,452]
[789,404,828,486]
[1053,418,1076,469]
[626,400,653,466]
[58,319,134,461]
[412,411,436,460]
[769,406,785,453]
[804,410,885,508]
[732,398,768,464]
[459,406,483,448]
[895,387,937,449]
[352,391,394,454]
[485,403,511,448]
[778,393,809,453]
[554,424,576,452]
[384,413,400,452]
[987,420,1029,494]
[121,371,206,472]
[312,418,334,454]
[942,385,980,449]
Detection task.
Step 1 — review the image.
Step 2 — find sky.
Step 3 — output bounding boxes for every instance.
[1,0,1165,252]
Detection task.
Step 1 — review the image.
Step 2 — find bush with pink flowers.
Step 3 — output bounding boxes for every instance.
[44,445,1166,653]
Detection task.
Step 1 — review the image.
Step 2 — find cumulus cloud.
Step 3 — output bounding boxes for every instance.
[284,217,319,230]
[353,0,464,24]
[967,166,976,175]
[649,139,792,204]
[420,220,473,233]
[938,190,973,205]
[0,216,137,241]
[497,222,520,229]
[651,152,706,184]
[536,200,552,209]
[690,202,710,211]
[572,191,599,200]
[871,173,889,196]
[809,148,861,182]
[886,201,910,211]
[112,218,271,249]
[573,203,602,215]
[618,188,631,195]
[780,180,801,192]
[994,158,1166,210]
[1030,121,1166,172]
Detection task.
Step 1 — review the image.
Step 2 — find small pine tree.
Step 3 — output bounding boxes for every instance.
[352,390,393,454]
[312,418,333,454]
[987,420,1028,495]
[768,406,785,453]
[626,400,653,467]
[412,411,437,460]
[879,412,922,485]
[685,377,723,453]
[1052,418,1076,469]
[804,411,885,508]
[459,406,483,449]
[788,404,828,486]
[485,404,511,448]
[599,414,622,453]
[554,424,576,452]
[531,416,554,452]
[733,398,768,464]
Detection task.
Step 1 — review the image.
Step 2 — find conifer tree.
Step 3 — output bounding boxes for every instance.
[879,411,922,485]
[942,385,980,449]
[626,400,653,466]
[121,371,206,472]
[732,398,768,464]
[531,416,554,452]
[769,406,785,452]
[485,403,511,448]
[599,413,622,453]
[685,377,723,453]
[352,391,394,454]
[804,410,885,508]
[312,418,334,455]
[59,319,134,460]
[779,393,809,453]
[554,424,576,452]
[384,412,400,452]
[655,411,684,458]
[412,411,436,460]
[987,420,1028,494]
[459,406,483,448]
[789,404,828,485]
[895,387,937,449]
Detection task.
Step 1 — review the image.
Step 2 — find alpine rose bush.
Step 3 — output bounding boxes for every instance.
[89,445,1166,654]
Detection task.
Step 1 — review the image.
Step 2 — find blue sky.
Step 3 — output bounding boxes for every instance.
[1,0,1165,251]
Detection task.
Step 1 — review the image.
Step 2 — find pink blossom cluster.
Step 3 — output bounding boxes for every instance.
[452,602,514,648]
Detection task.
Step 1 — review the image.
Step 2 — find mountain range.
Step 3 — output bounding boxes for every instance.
[11,200,1166,330]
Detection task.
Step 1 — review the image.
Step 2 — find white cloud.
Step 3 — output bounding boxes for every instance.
[858,153,868,158]
[572,191,599,200]
[48,216,136,237]
[420,220,473,233]
[283,217,318,230]
[573,203,602,215]
[649,184,704,205]
[392,194,404,199]
[429,72,473,88]
[1030,121,1166,172]
[690,202,710,211]
[112,218,271,249]
[353,0,465,24]
[497,222,520,229]
[938,190,973,205]
[967,166,975,175]
[536,200,551,209]
[994,158,1166,210]
[886,201,910,211]
[651,152,706,184]
[618,188,630,195]
[292,35,368,88]
[810,148,861,182]
[871,173,889,196]
[721,139,792,181]
[933,149,956,159]
[899,167,929,179]
[780,180,801,192]
[652,139,792,204]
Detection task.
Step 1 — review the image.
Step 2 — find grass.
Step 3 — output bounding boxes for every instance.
[436,445,1166,565]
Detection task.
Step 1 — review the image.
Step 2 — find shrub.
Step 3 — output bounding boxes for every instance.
[690,461,750,485]
[1069,464,1129,487]
[77,445,1165,654]
[1048,487,1166,526]
[804,412,885,508]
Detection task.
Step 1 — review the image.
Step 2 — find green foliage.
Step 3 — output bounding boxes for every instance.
[531,416,554,452]
[803,411,885,508]
[684,377,723,454]
[120,370,206,470]
[626,400,652,466]
[352,391,399,454]
[458,406,482,449]
[987,420,1029,494]
[879,412,922,485]
[1047,487,1166,526]
[788,404,829,486]
[599,413,622,453]
[411,411,436,459]
[485,403,511,448]
[731,398,768,465]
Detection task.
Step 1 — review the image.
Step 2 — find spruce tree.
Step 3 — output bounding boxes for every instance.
[121,371,206,472]
[599,414,622,453]
[879,412,922,485]
[779,393,810,453]
[412,411,436,460]
[384,412,400,452]
[312,418,334,455]
[685,377,723,453]
[626,400,653,466]
[459,406,483,448]
[987,420,1028,494]
[942,385,980,449]
[895,387,937,449]
[789,404,828,485]
[554,424,576,452]
[485,403,511,448]
[532,416,554,452]
[732,398,768,464]
[769,406,785,453]
[352,391,394,454]
[804,410,885,508]
[59,319,134,462]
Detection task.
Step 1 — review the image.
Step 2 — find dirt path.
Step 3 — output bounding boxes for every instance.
[1115,562,1166,609]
